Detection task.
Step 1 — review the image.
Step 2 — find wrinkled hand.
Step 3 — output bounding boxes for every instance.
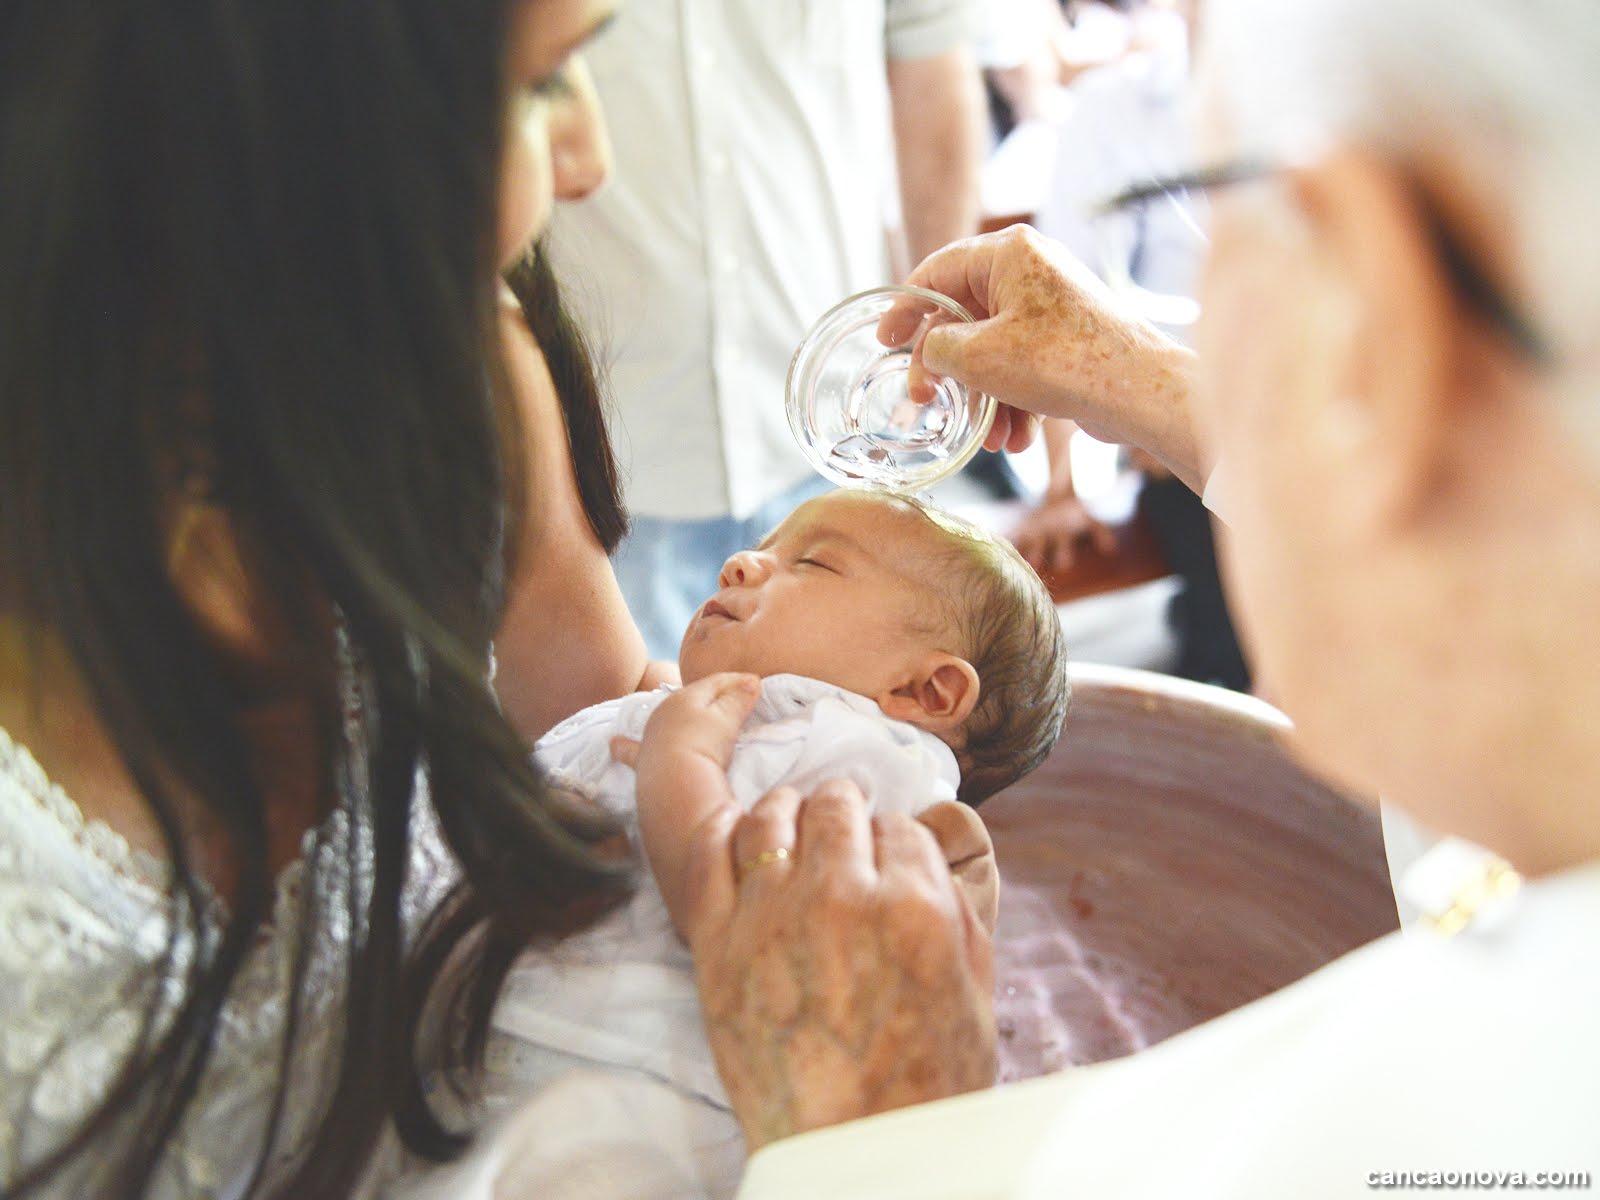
[681,781,997,1151]
[883,225,1205,487]
[916,800,999,934]
[1010,492,1120,576]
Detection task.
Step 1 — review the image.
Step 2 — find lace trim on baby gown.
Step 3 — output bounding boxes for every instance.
[0,697,458,1196]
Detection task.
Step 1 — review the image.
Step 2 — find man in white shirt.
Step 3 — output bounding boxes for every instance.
[546,0,985,656]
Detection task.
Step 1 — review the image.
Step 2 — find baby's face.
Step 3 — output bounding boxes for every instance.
[678,491,958,698]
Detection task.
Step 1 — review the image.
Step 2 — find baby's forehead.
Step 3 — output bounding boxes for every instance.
[764,490,946,547]
[758,492,928,560]
[768,492,976,598]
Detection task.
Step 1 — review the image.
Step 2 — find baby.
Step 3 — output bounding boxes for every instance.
[483,489,1070,1196]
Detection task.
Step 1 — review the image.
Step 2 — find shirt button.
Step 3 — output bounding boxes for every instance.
[707,150,729,174]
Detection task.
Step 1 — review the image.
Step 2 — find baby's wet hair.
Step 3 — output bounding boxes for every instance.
[900,497,1072,806]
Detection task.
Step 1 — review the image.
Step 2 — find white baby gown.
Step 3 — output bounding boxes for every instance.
[475,674,960,1200]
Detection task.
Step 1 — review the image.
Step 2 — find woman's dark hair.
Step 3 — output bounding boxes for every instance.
[505,243,629,553]
[0,1,630,1195]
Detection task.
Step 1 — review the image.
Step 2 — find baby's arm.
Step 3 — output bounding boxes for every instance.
[623,673,763,938]
[622,675,999,940]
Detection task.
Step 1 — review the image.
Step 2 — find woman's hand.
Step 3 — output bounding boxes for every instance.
[888,225,1209,491]
[679,781,997,1151]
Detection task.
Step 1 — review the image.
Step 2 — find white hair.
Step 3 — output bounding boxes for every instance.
[1198,0,1600,465]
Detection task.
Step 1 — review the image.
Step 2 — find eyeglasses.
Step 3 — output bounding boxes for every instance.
[1097,160,1554,368]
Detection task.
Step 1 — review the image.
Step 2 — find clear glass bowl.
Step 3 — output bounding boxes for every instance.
[786,285,996,492]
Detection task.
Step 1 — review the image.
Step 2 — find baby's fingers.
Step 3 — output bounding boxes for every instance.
[650,672,761,730]
[608,735,640,768]
[640,672,762,769]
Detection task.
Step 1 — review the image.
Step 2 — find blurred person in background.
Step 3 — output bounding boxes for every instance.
[1017,0,1251,691]
[545,1,987,660]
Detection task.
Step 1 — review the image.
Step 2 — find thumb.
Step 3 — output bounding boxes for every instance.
[709,671,762,715]
[920,318,986,383]
[683,672,762,739]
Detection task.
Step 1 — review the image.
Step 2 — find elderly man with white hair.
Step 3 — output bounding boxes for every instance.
[637,0,1599,1195]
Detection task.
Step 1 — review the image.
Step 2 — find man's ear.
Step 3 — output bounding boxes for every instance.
[1286,145,1458,532]
[878,653,980,734]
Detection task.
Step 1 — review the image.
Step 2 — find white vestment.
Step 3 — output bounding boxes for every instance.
[734,846,1600,1198]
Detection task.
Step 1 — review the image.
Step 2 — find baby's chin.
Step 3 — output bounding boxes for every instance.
[678,648,779,687]
[674,645,730,686]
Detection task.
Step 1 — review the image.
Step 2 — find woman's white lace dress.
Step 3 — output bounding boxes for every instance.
[0,723,457,1197]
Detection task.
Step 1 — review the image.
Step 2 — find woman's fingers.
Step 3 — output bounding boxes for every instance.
[871,814,972,989]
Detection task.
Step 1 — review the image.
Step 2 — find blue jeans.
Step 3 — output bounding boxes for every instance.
[612,475,831,660]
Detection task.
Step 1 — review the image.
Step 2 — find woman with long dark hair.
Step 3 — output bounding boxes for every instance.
[0,0,638,1194]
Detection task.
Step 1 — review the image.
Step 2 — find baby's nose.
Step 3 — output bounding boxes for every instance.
[719,550,771,587]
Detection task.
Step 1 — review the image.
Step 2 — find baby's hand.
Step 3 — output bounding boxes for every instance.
[609,671,760,774]
[619,673,762,938]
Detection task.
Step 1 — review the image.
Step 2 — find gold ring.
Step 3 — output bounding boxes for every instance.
[737,846,791,878]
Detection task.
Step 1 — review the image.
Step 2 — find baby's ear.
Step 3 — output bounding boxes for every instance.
[879,654,980,734]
